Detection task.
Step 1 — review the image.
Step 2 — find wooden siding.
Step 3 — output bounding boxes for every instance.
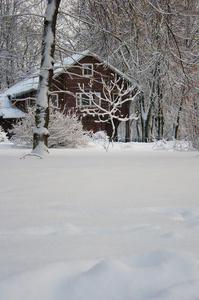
[5,55,130,139]
[50,56,130,137]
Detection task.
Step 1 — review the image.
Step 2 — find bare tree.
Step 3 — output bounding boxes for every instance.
[73,0,199,142]
[78,75,139,142]
[183,98,199,150]
[0,0,44,91]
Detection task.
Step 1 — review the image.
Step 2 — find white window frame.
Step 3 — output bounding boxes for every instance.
[82,64,93,77]
[50,93,59,107]
[76,92,101,108]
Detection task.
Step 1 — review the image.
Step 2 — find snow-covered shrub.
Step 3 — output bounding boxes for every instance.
[9,108,34,147]
[91,130,109,143]
[91,130,110,151]
[152,138,192,151]
[9,107,89,148]
[48,110,89,148]
[0,126,8,142]
[171,139,192,151]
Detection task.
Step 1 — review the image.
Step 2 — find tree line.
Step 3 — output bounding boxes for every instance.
[0,0,198,153]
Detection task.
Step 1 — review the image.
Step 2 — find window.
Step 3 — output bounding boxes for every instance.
[76,93,101,107]
[82,64,93,77]
[50,94,58,107]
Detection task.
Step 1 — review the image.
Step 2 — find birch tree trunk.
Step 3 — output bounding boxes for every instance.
[32,0,61,155]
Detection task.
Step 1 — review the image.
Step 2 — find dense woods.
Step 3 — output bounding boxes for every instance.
[0,0,198,150]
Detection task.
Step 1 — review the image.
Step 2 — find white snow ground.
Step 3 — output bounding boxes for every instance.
[0,141,199,300]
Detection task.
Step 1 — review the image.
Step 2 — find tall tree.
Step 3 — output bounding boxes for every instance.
[0,0,44,91]
[32,0,61,155]
[73,0,198,142]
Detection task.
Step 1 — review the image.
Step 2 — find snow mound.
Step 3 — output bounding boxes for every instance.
[0,250,199,300]
[153,280,199,300]
[0,222,79,236]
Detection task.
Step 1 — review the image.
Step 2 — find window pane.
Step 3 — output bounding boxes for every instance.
[76,92,100,107]
[76,94,81,106]
[82,94,90,106]
[87,65,92,75]
[50,94,58,107]
[83,64,93,76]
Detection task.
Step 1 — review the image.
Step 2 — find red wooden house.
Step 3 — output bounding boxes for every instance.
[0,51,133,140]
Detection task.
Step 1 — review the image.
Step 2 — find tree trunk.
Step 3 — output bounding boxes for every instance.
[140,94,153,142]
[32,0,61,155]
[156,80,164,140]
[173,97,184,140]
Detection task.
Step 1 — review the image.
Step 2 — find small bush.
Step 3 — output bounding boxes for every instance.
[0,126,8,142]
[91,130,110,151]
[91,130,109,143]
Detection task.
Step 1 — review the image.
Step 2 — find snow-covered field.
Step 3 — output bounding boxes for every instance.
[0,141,199,300]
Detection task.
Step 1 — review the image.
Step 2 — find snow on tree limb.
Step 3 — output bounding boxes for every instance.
[32,0,61,155]
[78,75,140,141]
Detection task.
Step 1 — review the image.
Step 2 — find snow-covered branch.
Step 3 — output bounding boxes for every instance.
[78,75,140,141]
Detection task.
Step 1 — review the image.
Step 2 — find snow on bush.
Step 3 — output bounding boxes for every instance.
[91,130,110,151]
[0,126,8,142]
[9,107,89,148]
[48,109,89,148]
[91,130,109,143]
[152,138,192,151]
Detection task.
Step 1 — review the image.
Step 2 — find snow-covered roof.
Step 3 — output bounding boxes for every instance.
[0,51,131,119]
[0,52,88,119]
[0,96,26,119]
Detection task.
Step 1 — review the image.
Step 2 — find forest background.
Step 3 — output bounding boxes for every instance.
[0,0,198,147]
